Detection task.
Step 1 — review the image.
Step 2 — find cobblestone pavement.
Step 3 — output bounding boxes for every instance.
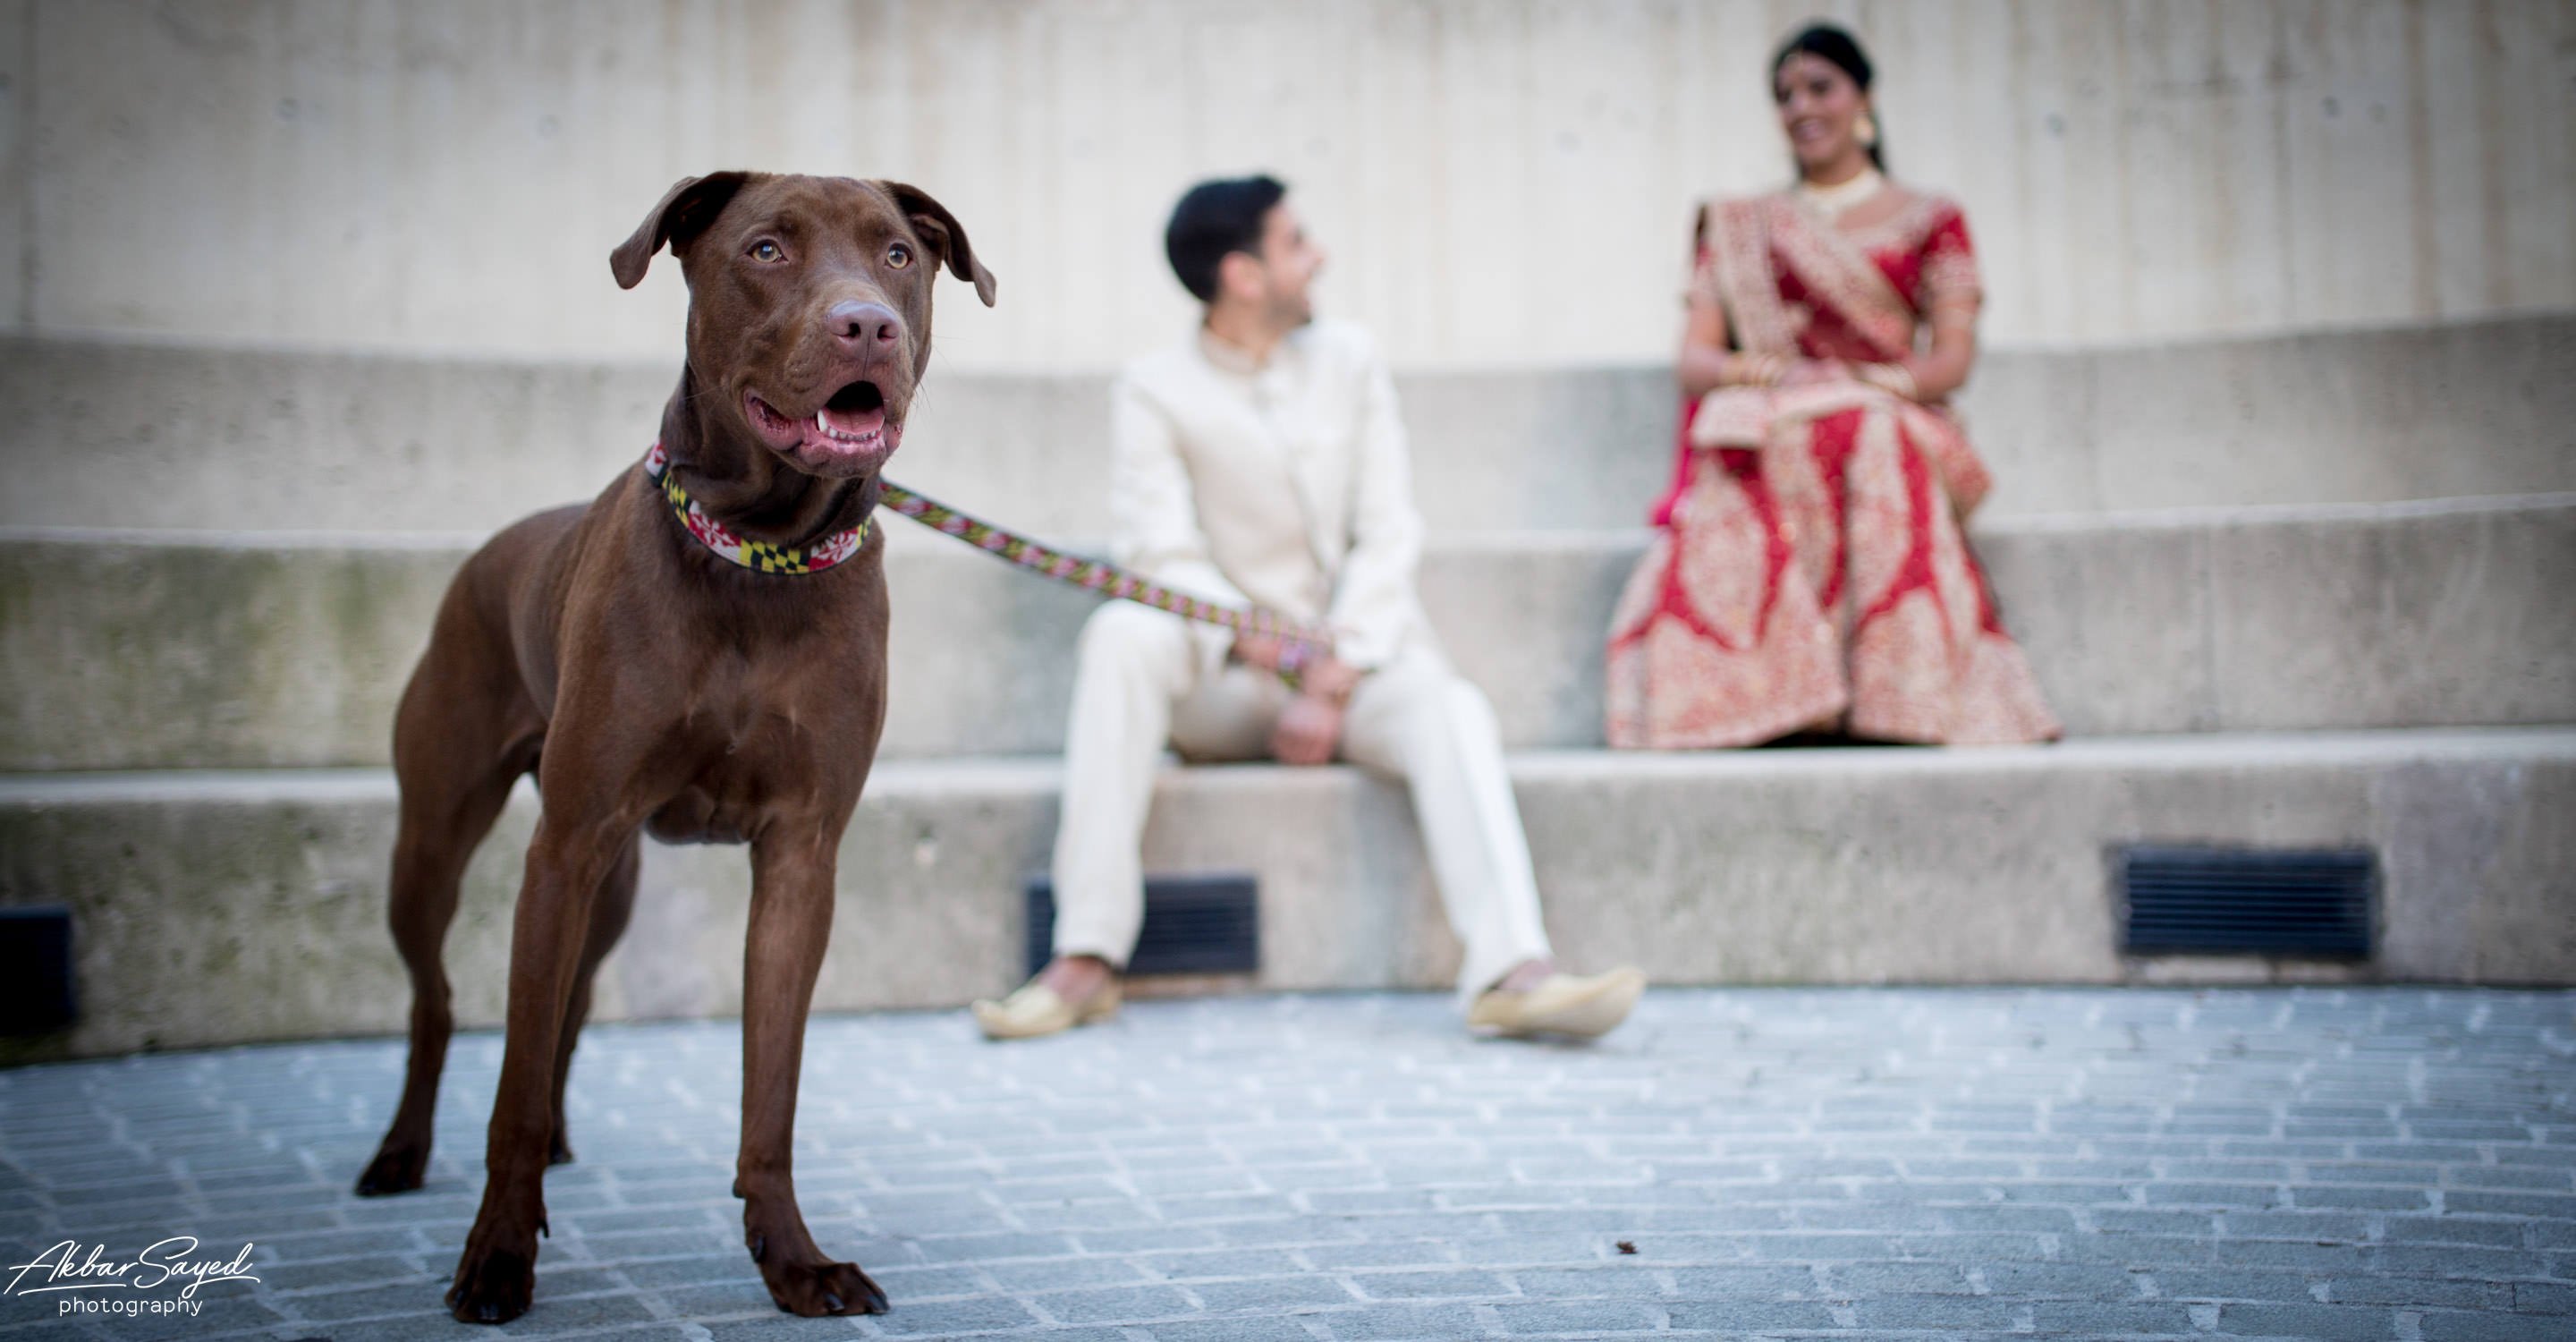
[2,989,2572,1340]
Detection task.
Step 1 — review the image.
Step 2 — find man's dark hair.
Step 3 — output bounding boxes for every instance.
[1164,174,1288,303]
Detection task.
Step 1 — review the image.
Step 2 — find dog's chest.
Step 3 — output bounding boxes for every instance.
[640,645,878,846]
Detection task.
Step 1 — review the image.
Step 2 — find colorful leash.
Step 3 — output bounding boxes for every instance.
[877,480,1335,679]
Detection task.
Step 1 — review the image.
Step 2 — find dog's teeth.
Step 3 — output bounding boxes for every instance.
[816,411,829,432]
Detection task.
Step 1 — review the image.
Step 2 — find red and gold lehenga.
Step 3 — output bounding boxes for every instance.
[1605,191,2060,749]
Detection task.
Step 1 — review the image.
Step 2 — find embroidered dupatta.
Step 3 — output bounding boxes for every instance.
[1703,194,1919,364]
[1671,192,1992,518]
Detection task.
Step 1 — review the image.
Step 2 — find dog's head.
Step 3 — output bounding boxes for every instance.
[612,172,996,480]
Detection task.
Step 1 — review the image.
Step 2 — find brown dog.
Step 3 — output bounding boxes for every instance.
[351,172,995,1323]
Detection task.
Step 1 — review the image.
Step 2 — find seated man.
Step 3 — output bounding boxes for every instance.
[973,174,1645,1042]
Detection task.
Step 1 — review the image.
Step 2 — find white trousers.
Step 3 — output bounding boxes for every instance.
[1049,601,1555,1007]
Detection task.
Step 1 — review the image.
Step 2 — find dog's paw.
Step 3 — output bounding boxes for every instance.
[758,1255,888,1317]
[547,1129,575,1167]
[445,1226,538,1324]
[353,1140,429,1197]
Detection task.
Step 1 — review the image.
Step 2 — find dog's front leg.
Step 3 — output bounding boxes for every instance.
[446,811,627,1323]
[736,827,887,1316]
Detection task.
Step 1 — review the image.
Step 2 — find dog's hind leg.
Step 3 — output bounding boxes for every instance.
[547,832,640,1168]
[356,610,541,1197]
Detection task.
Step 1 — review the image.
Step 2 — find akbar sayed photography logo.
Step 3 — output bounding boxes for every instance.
[4,1236,261,1321]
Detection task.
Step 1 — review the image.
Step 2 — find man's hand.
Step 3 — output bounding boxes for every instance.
[1270,692,1344,766]
[1231,631,1285,672]
[1234,635,1361,699]
[1234,634,1363,764]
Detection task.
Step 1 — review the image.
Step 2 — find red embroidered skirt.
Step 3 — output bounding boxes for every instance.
[1606,390,2060,749]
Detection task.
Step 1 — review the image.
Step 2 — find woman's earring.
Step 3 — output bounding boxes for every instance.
[1857,113,1879,148]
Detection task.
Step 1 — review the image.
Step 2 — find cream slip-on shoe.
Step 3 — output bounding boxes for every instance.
[971,978,1122,1040]
[1468,967,1648,1040]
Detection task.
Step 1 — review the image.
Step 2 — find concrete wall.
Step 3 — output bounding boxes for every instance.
[8,496,2571,769]
[2,0,2571,371]
[6,316,2570,537]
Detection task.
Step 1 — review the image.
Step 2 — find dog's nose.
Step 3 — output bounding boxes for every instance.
[829,301,903,352]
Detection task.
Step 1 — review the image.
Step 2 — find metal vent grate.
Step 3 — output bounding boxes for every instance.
[0,905,77,1034]
[1025,873,1260,978]
[2118,845,2375,957]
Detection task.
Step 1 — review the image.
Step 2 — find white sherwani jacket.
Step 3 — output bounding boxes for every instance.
[1107,319,1428,670]
[1051,319,1553,1003]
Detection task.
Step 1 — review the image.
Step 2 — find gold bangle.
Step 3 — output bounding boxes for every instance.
[1726,353,1786,387]
[1858,361,1918,401]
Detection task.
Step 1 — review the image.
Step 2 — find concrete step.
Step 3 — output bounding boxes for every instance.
[4,495,2570,770]
[4,315,2570,536]
[3,727,2567,1058]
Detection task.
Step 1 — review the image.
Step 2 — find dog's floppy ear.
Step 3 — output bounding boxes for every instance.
[610,172,755,290]
[877,181,998,308]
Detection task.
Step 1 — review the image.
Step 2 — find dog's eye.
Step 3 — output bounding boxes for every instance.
[886,243,911,269]
[750,240,785,263]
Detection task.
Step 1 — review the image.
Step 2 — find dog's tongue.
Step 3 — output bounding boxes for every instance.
[818,404,886,437]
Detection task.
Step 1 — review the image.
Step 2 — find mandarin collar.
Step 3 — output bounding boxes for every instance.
[1196,324,1297,378]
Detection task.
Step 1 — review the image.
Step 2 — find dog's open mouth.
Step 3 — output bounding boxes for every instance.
[746,381,902,473]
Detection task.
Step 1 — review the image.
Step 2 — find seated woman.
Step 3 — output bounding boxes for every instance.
[1606,23,2059,750]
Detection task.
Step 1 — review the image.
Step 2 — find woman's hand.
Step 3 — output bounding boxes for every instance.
[1777,359,1852,386]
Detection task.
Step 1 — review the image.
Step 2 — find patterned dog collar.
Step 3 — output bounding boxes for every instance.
[642,442,869,575]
